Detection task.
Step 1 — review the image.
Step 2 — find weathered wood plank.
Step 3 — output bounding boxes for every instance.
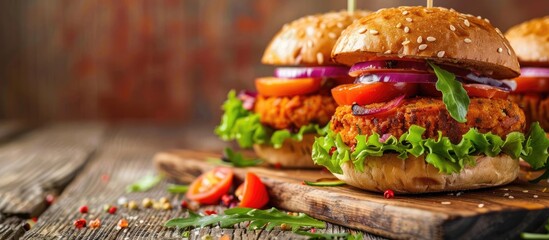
[0,214,27,240]
[0,123,105,217]
[22,125,382,240]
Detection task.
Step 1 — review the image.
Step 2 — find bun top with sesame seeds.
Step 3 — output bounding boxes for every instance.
[332,6,520,79]
[261,10,371,66]
[505,16,549,66]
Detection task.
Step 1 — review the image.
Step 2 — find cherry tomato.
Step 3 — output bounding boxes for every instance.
[513,76,549,93]
[331,82,418,105]
[186,167,234,205]
[235,172,269,209]
[255,77,322,97]
[419,83,509,99]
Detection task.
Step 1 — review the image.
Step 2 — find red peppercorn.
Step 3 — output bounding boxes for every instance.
[221,194,234,207]
[79,205,88,214]
[180,200,188,209]
[204,210,217,215]
[74,219,86,229]
[329,146,337,156]
[45,194,55,205]
[31,217,38,223]
[108,206,117,214]
[384,189,395,199]
[310,228,316,233]
[101,174,110,183]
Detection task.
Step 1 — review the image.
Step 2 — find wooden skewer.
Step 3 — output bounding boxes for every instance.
[427,0,434,8]
[348,0,356,13]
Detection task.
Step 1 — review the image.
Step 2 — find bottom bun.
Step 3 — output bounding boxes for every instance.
[253,133,320,168]
[333,154,518,193]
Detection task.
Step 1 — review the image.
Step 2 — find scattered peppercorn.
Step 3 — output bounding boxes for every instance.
[108,206,117,214]
[159,197,169,204]
[101,174,110,183]
[142,198,153,208]
[384,189,395,199]
[23,222,31,231]
[280,223,288,231]
[329,146,337,156]
[221,194,235,207]
[31,217,38,223]
[45,194,55,206]
[128,201,138,210]
[74,219,86,229]
[180,200,188,209]
[79,205,88,214]
[153,202,163,210]
[162,202,172,210]
[89,219,101,229]
[204,210,217,215]
[103,204,111,212]
[117,218,128,229]
[310,228,316,233]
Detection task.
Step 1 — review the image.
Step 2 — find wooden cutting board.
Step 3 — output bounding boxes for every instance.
[153,150,549,240]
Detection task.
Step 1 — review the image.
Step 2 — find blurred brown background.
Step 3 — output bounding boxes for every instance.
[0,0,547,125]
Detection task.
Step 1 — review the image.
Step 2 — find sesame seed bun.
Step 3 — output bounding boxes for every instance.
[262,10,371,66]
[332,6,520,79]
[333,154,518,194]
[505,16,549,66]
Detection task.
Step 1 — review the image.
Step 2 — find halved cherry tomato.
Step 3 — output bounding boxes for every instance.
[419,83,509,99]
[331,82,418,105]
[235,172,269,209]
[255,77,322,97]
[513,76,549,93]
[186,167,234,205]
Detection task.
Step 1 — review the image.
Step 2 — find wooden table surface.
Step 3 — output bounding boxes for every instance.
[0,122,382,240]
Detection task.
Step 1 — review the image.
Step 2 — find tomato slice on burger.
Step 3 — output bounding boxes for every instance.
[513,76,549,93]
[186,167,234,205]
[255,77,322,97]
[419,83,509,99]
[331,82,418,105]
[235,172,269,209]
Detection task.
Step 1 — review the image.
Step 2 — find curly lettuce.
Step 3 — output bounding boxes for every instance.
[312,122,549,179]
[215,90,328,149]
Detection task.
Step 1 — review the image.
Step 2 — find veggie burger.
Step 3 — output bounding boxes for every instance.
[216,10,369,168]
[505,16,549,131]
[312,7,549,193]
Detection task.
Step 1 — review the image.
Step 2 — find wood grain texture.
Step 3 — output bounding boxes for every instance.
[21,125,378,240]
[155,150,549,240]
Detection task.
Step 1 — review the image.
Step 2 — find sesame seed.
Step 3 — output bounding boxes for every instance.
[509,196,514,199]
[424,9,433,13]
[464,19,470,27]
[418,44,428,51]
[450,25,456,31]
[336,22,344,28]
[401,40,410,45]
[426,36,436,42]
[441,201,451,205]
[503,193,510,197]
[406,17,413,22]
[384,50,392,54]
[464,38,472,43]
[484,18,490,23]
[402,10,409,15]
[307,40,314,48]
[404,26,410,33]
[502,188,509,191]
[328,32,337,39]
[320,23,327,29]
[543,188,547,192]
[417,36,423,43]
[477,16,482,19]
[396,23,402,28]
[358,27,368,34]
[315,32,323,38]
[437,51,445,58]
[478,203,484,208]
[369,29,379,35]
[316,53,324,64]
[497,48,503,53]
[507,49,511,55]
[534,195,539,198]
[522,190,529,193]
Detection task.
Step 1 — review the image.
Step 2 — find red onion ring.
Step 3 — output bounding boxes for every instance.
[349,60,430,77]
[352,95,406,116]
[355,73,437,84]
[274,66,350,79]
[520,67,549,78]
[237,90,257,111]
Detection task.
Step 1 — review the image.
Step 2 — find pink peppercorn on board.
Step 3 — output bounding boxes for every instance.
[154,149,549,240]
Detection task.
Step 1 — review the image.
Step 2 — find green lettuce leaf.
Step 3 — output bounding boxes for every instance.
[312,123,549,176]
[429,62,470,123]
[215,90,327,149]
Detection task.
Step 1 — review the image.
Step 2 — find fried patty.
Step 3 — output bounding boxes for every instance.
[254,94,337,130]
[331,97,526,146]
[509,93,549,130]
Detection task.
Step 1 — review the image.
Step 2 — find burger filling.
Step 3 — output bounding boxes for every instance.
[312,59,549,181]
[509,67,549,130]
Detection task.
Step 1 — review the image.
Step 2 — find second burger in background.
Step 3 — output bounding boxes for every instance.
[505,16,549,130]
[216,10,370,168]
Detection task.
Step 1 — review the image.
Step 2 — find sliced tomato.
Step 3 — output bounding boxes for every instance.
[235,172,269,209]
[186,167,234,205]
[419,83,509,99]
[513,76,549,93]
[255,77,322,97]
[331,82,418,105]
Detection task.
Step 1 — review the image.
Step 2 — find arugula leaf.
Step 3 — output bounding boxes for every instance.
[165,207,325,231]
[521,218,549,239]
[303,179,346,187]
[222,148,262,167]
[294,230,349,240]
[428,62,470,123]
[126,174,163,193]
[312,123,549,176]
[166,184,189,194]
[215,90,327,148]
[347,233,364,240]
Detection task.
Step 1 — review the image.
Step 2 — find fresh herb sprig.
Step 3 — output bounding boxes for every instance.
[126,174,163,193]
[166,184,189,194]
[521,218,549,239]
[222,148,262,167]
[165,207,325,231]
